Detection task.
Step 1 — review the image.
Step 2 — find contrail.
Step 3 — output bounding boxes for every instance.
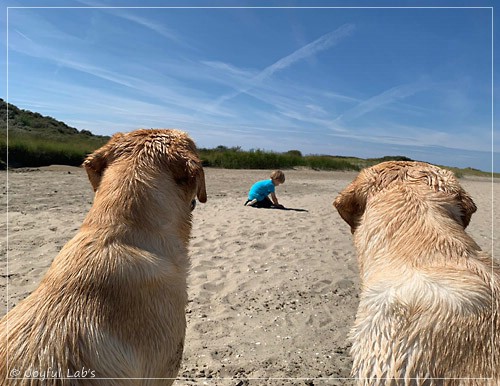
[215,23,356,105]
[335,80,431,124]
[257,23,356,81]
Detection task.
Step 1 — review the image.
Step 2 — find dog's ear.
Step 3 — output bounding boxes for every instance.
[426,168,476,228]
[82,133,125,192]
[333,171,371,233]
[185,157,207,203]
[168,152,207,204]
[195,164,207,203]
[455,190,476,228]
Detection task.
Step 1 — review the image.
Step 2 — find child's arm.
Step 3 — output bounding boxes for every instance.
[270,192,280,206]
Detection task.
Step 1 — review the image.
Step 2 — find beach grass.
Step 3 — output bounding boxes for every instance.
[0,131,108,168]
[2,136,498,178]
[198,147,359,171]
[1,98,497,177]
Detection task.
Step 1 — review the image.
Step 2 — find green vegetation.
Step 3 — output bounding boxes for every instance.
[0,99,109,169]
[198,146,362,170]
[199,146,426,171]
[0,99,497,177]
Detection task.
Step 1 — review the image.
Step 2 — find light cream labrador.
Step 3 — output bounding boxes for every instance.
[334,161,499,385]
[0,129,207,385]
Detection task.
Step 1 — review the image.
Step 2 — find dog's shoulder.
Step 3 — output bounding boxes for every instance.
[361,262,494,321]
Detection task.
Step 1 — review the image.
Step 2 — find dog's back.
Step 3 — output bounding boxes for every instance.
[1,234,187,383]
[334,161,499,385]
[350,252,499,385]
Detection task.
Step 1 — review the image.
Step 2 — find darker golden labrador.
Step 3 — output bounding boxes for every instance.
[0,129,207,385]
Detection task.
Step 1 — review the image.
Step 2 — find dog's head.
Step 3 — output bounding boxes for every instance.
[82,129,207,209]
[333,161,476,233]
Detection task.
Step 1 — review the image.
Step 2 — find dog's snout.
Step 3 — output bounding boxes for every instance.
[190,199,196,211]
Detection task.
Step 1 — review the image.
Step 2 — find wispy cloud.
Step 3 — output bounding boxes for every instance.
[115,12,182,43]
[14,29,33,43]
[73,1,192,47]
[257,23,356,81]
[201,60,257,79]
[190,58,356,130]
[9,10,357,135]
[213,23,356,106]
[105,10,197,50]
[8,28,235,119]
[327,122,491,153]
[334,80,431,124]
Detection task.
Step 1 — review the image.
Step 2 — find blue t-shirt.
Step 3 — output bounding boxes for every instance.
[248,179,275,201]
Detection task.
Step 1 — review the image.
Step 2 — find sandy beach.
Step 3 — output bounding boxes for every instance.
[1,166,498,385]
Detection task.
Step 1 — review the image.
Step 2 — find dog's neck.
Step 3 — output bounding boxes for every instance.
[354,187,480,281]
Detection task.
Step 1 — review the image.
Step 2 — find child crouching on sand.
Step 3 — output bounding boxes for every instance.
[244,170,285,209]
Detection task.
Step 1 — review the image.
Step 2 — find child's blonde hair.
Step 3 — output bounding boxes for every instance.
[270,170,285,183]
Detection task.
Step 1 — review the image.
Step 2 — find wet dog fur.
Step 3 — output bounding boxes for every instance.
[0,129,207,385]
[334,161,499,385]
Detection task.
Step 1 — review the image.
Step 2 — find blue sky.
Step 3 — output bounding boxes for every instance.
[2,1,498,171]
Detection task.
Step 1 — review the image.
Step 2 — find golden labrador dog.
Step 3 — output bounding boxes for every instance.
[334,161,499,385]
[0,129,207,385]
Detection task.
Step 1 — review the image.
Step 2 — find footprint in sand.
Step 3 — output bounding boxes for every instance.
[250,242,269,250]
[202,282,225,292]
[335,278,354,290]
[191,259,216,272]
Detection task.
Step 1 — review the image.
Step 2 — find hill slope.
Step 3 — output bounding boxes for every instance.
[0,99,109,168]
